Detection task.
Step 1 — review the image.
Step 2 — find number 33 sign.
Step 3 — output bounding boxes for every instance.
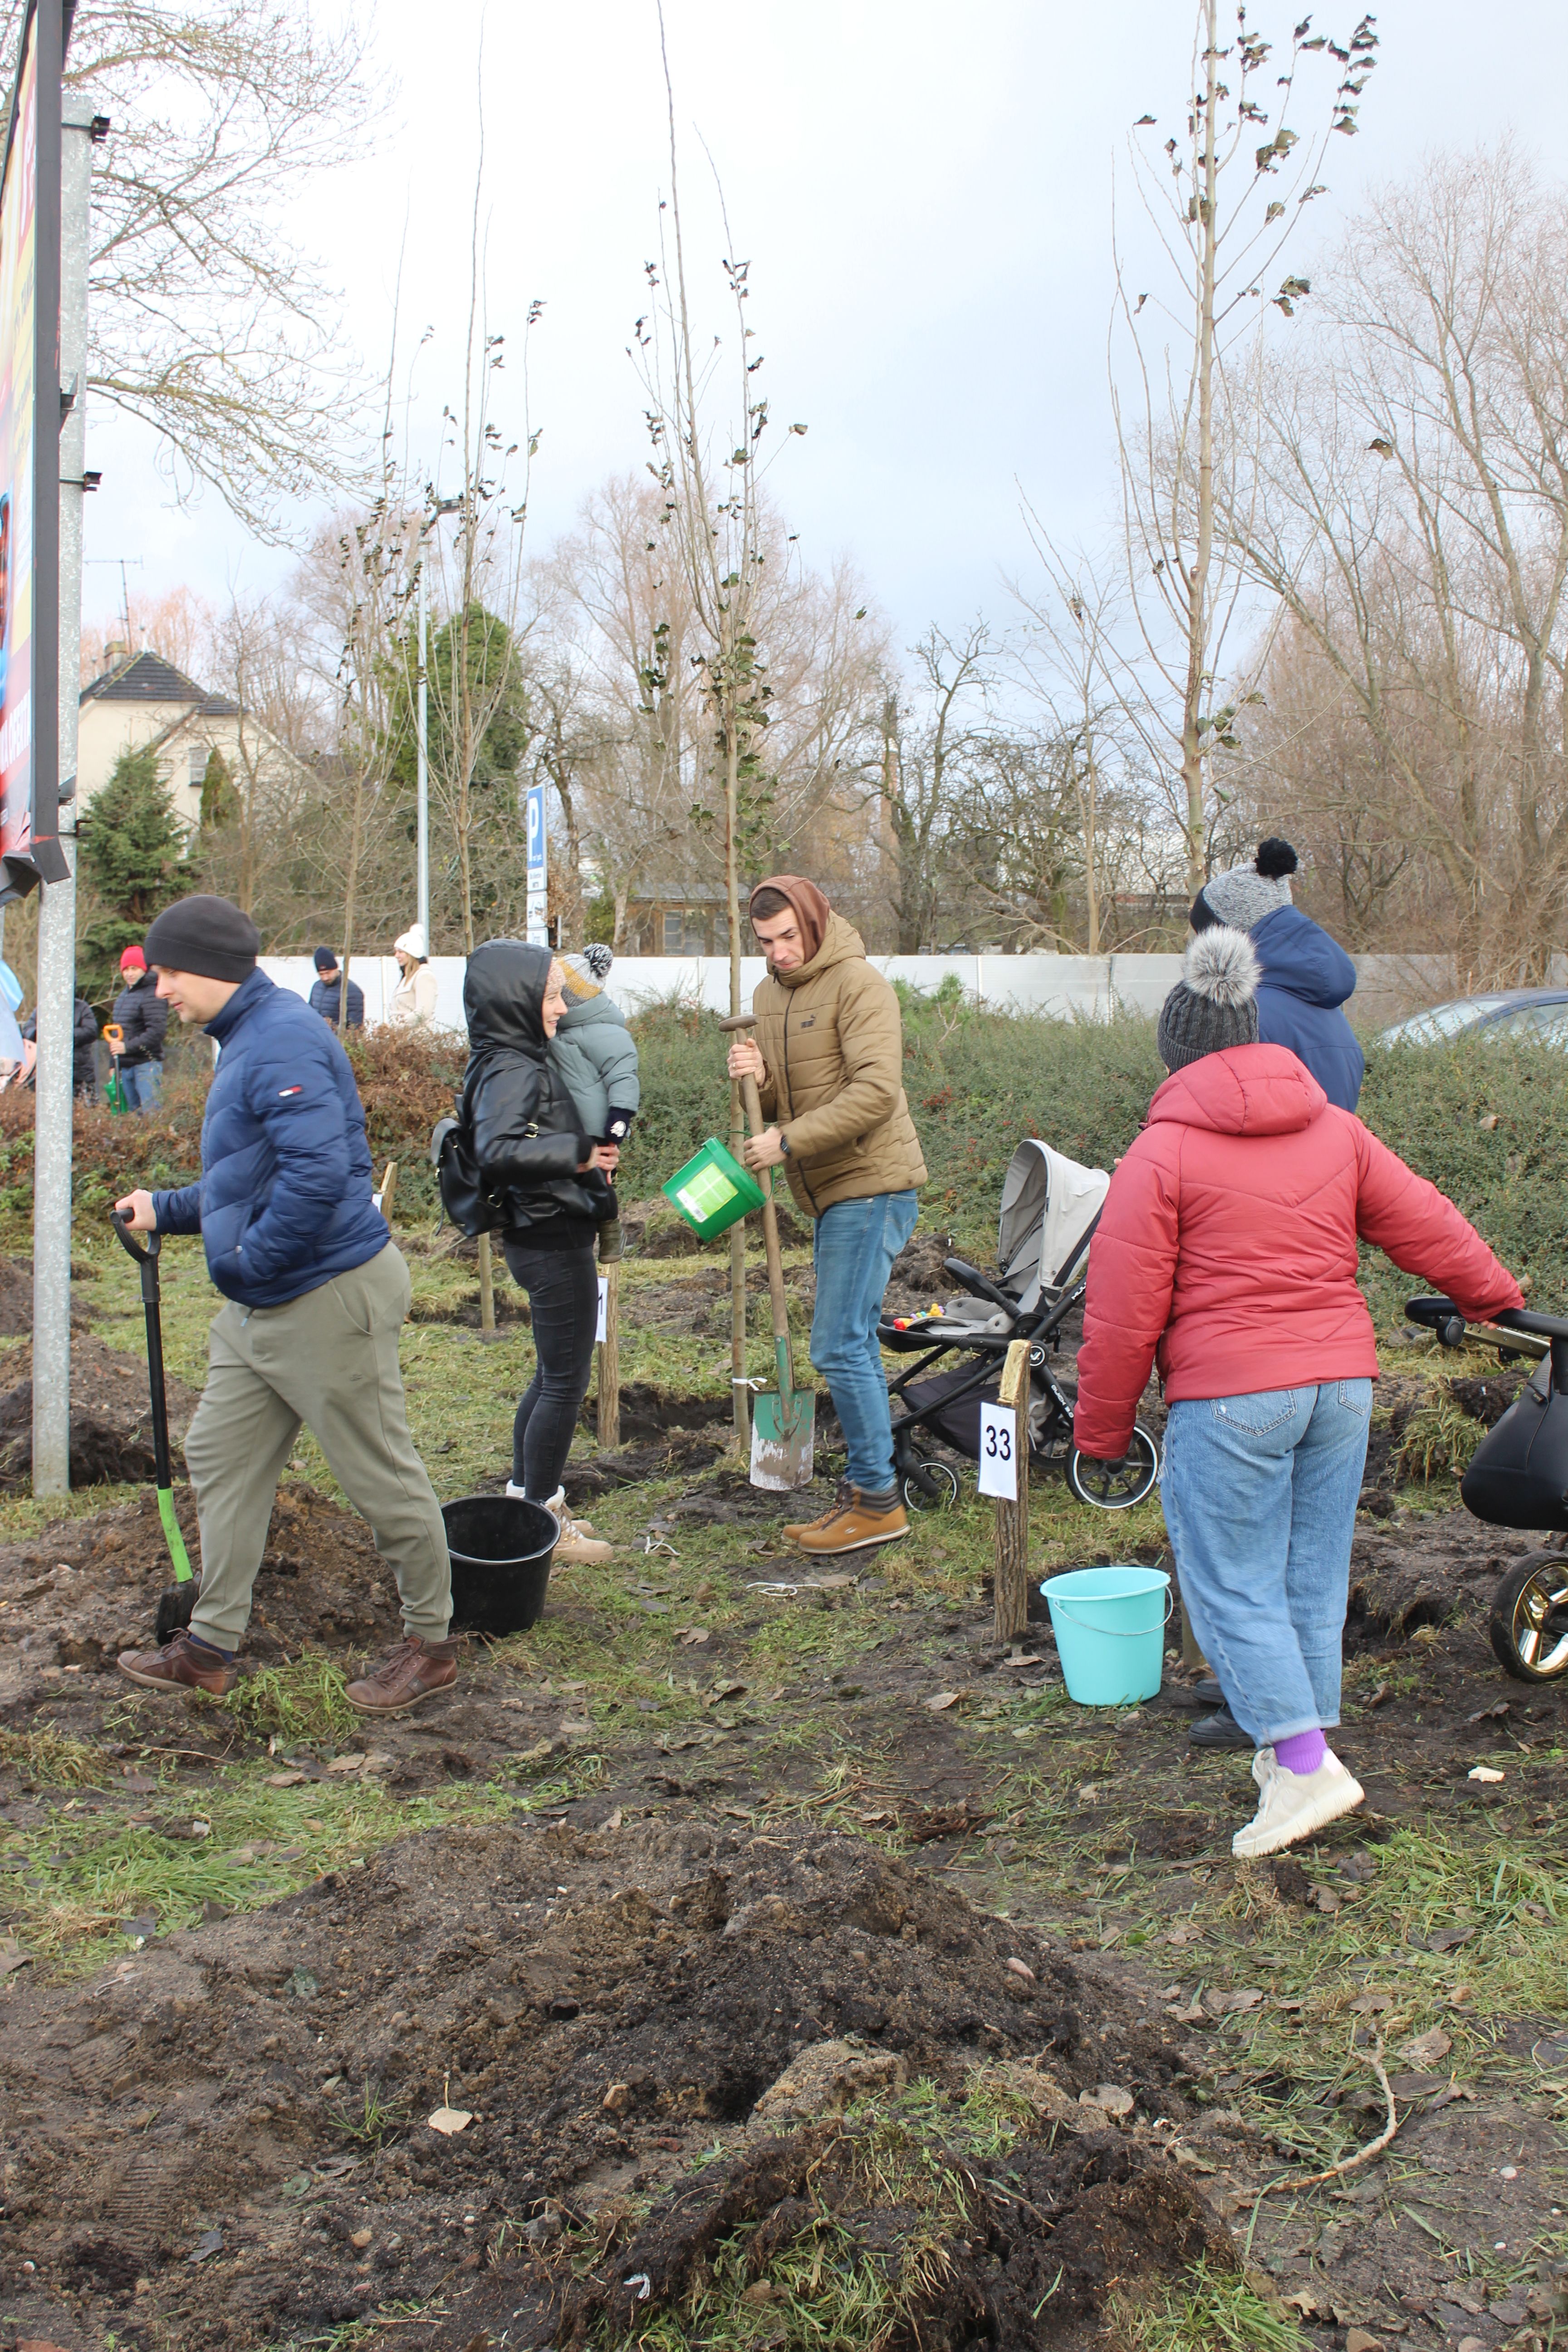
[977,1401,1018,1500]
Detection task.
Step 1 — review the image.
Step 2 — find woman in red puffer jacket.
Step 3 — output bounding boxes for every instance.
[1073,928,1521,1861]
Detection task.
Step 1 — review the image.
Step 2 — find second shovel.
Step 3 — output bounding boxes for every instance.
[718,1012,814,1490]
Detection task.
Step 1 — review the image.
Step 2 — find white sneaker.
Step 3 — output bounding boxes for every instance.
[505,1480,597,1537]
[1232,1746,1365,1858]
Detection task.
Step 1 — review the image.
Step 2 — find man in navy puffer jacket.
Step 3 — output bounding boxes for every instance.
[1191,838,1365,1112]
[110,894,456,1716]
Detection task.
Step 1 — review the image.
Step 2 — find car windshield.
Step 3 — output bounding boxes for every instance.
[1381,996,1512,1045]
[1484,1002,1568,1043]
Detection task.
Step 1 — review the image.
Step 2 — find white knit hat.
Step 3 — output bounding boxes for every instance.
[394,924,429,960]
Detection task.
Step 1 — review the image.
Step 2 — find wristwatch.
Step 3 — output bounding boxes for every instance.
[778,1133,791,1156]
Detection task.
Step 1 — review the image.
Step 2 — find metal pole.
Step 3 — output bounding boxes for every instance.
[416,557,429,942]
[33,95,93,1498]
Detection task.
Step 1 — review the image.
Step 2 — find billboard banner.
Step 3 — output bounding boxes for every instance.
[525,779,549,946]
[0,0,63,898]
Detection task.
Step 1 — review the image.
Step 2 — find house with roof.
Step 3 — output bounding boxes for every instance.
[77,648,296,832]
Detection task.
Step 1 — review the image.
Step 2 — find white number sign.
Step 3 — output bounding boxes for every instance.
[596,1275,608,1345]
[977,1401,1017,1500]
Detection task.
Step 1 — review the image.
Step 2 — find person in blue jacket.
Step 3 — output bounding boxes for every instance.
[1191,838,1364,1111]
[108,893,456,1717]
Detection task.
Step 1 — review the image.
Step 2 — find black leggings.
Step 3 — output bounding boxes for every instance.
[501,1239,598,1500]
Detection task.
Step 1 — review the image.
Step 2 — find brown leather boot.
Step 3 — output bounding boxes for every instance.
[117,1630,237,1697]
[784,1482,909,1556]
[345,1632,461,1716]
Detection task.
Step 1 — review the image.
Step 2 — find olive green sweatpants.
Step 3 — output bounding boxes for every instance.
[183,1242,451,1649]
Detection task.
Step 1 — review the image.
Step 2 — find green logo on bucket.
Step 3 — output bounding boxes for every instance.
[677,1164,738,1221]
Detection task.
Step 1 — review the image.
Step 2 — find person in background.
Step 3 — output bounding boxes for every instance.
[1072,927,1522,1858]
[390,924,439,1027]
[551,946,639,1267]
[1191,837,1364,1110]
[462,940,618,1565]
[725,874,926,1557]
[21,993,99,1098]
[111,893,457,1716]
[308,946,364,1031]
[107,943,169,1111]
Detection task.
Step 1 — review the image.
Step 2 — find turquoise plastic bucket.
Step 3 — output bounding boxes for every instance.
[1040,1565,1172,1705]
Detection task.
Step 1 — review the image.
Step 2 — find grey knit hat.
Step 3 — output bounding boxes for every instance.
[1157,928,1261,1071]
[1191,836,1298,932]
[579,943,613,979]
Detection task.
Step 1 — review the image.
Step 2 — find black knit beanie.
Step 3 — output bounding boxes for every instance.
[143,894,261,983]
[1156,927,1261,1071]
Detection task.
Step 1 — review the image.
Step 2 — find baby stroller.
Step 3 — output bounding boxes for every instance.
[1409,1294,1568,1681]
[879,1139,1161,1514]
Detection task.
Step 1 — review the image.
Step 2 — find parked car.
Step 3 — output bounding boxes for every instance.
[1377,989,1568,1048]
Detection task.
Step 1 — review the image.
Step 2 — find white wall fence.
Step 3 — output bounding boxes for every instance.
[259,950,1495,1037]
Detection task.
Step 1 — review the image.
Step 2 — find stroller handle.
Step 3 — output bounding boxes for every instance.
[944,1256,1018,1316]
[1407,1294,1568,1346]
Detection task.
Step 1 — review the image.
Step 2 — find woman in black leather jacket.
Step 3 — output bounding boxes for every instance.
[463,941,617,1562]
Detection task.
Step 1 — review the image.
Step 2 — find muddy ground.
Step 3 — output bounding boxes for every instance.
[0,1236,1562,2350]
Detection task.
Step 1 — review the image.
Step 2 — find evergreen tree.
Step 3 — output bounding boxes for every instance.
[198,744,241,829]
[77,745,187,1006]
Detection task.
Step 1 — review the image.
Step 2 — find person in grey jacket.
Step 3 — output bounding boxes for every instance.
[551,949,640,1147]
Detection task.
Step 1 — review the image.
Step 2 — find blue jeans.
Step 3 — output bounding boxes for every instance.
[1160,1381,1372,1744]
[115,1059,162,1112]
[810,1191,918,1491]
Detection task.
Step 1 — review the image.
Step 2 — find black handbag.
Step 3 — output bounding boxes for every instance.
[430,1112,509,1239]
[1461,1347,1568,1533]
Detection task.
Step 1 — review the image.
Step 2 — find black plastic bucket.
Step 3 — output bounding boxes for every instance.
[441,1495,558,1635]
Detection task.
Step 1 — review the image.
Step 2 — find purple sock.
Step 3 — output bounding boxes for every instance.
[1274,1728,1327,1775]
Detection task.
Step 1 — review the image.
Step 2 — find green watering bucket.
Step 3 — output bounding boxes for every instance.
[662,1136,767,1240]
[1040,1565,1172,1706]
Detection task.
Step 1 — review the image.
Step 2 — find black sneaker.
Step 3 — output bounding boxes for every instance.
[1189,1706,1255,1750]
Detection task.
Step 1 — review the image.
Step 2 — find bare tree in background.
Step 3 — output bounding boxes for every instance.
[10,0,376,537]
[877,624,995,952]
[1112,2,1376,893]
[1228,146,1568,978]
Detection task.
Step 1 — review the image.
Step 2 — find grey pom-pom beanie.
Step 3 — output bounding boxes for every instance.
[1191,836,1298,933]
[1157,927,1262,1071]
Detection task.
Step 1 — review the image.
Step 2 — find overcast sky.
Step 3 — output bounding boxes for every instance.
[80,0,1568,667]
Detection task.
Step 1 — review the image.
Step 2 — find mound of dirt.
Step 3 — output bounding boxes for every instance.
[1344,1509,1543,1648]
[0,1818,1210,2350]
[0,1333,203,1492]
[886,1227,956,1303]
[0,1247,98,1334]
[0,1479,403,1674]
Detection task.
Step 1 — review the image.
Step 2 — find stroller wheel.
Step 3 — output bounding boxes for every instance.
[903,1460,960,1513]
[1068,1425,1160,1512]
[1489,1555,1568,1681]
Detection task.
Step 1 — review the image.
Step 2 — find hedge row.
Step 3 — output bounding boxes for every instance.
[20,988,1566,1324]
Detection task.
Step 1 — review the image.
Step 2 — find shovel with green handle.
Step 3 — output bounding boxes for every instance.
[111,1209,199,1642]
[718,1012,815,1490]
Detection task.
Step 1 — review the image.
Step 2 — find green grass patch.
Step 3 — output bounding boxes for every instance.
[220,1653,360,1745]
[1121,2258,1308,2352]
[0,1765,559,1975]
[0,1719,112,1786]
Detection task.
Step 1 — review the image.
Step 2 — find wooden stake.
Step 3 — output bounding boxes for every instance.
[597,1261,621,1451]
[375,1161,398,1222]
[993,1338,1031,1644]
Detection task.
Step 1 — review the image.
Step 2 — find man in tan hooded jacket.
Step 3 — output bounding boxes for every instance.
[726,875,926,1554]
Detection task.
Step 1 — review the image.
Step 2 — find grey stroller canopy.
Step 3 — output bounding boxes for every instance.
[998,1140,1109,1309]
